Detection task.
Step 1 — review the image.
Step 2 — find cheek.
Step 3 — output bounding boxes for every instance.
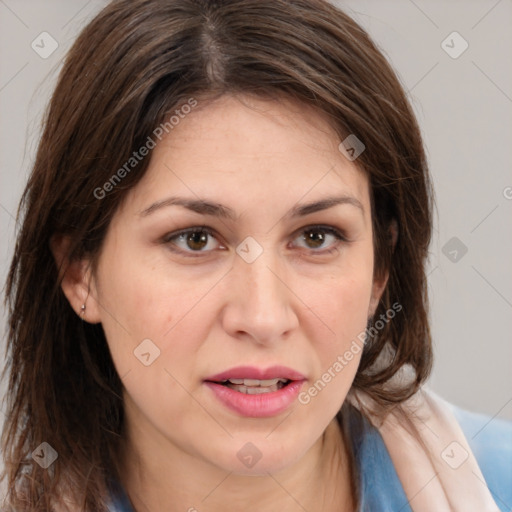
[312,264,374,347]
[296,275,372,409]
[318,281,370,380]
[294,275,372,424]
[93,244,213,383]
[302,254,374,389]
[93,258,206,428]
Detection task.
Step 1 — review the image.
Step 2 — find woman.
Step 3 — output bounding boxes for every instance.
[1,0,511,510]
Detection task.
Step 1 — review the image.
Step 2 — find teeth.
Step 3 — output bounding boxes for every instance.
[236,384,278,394]
[228,379,245,385]
[226,378,288,386]
[244,378,262,386]
[246,386,277,394]
[224,379,289,393]
[260,378,285,386]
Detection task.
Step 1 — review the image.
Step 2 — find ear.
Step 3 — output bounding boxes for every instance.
[50,234,102,323]
[368,218,398,317]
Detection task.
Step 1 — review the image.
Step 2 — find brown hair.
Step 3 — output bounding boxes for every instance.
[1,0,434,509]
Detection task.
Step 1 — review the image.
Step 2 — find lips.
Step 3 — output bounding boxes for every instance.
[204,365,306,417]
[206,365,306,382]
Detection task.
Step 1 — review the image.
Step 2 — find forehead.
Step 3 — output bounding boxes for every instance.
[124,94,371,224]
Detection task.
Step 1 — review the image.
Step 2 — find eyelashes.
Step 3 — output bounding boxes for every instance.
[161,224,349,258]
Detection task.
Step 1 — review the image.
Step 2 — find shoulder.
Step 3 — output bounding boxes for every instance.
[449,403,512,511]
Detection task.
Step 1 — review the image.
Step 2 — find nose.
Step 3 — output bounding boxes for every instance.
[220,243,299,346]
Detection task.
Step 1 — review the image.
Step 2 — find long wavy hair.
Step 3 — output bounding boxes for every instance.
[1,0,434,509]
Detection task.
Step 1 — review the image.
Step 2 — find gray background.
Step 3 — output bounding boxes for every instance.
[1,0,511,488]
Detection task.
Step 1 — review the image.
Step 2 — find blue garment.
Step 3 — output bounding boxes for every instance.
[353,403,512,511]
[107,404,512,511]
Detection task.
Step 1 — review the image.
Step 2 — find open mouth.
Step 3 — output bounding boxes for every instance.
[204,365,307,418]
[218,378,292,394]
[204,366,306,417]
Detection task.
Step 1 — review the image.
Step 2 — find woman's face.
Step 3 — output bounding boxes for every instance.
[82,94,387,475]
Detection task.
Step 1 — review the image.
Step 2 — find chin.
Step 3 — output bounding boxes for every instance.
[207,434,311,476]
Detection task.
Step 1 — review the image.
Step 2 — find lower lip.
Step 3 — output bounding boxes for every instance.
[204,380,305,418]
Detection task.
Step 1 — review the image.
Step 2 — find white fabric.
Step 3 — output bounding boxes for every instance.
[349,386,501,511]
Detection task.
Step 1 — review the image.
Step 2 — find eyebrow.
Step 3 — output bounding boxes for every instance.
[138,194,364,220]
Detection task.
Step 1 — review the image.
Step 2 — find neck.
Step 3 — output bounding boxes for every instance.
[118,411,355,512]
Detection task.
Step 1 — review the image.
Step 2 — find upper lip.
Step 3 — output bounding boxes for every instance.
[205,365,306,382]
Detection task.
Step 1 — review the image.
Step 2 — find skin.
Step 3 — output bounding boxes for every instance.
[55,94,390,511]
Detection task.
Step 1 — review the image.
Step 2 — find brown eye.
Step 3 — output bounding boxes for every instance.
[293,225,346,253]
[184,231,209,251]
[162,224,347,258]
[164,227,221,255]
[303,230,327,249]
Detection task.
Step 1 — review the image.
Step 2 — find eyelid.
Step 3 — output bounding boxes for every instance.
[161,226,222,253]
[290,224,348,243]
[161,224,349,257]
[290,224,348,255]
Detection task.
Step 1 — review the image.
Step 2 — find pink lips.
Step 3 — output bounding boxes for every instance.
[204,365,306,418]
[206,365,306,382]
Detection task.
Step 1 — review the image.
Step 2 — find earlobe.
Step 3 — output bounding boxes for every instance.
[49,234,102,323]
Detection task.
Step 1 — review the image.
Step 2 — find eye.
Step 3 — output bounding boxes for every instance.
[162,224,347,257]
[291,225,347,254]
[162,226,223,256]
